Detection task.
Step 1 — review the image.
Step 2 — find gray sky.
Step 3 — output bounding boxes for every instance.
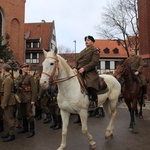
[25,0,110,52]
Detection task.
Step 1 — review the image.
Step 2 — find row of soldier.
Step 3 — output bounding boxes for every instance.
[0,61,61,142]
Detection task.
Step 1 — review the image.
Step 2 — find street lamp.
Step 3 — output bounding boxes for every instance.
[73,40,76,60]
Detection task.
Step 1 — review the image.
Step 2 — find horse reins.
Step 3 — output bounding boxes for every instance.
[42,56,77,84]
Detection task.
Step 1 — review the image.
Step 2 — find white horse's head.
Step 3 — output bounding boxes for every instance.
[40,48,59,89]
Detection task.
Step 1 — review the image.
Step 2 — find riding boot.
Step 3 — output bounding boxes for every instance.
[73,114,81,124]
[43,113,51,124]
[50,115,57,128]
[53,115,62,130]
[88,87,98,108]
[36,109,42,120]
[34,107,39,119]
[0,120,4,132]
[26,121,35,138]
[18,119,28,133]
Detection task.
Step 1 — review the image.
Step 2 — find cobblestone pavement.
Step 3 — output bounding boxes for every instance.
[0,101,150,150]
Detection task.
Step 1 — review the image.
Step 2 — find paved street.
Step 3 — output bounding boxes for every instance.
[0,101,150,150]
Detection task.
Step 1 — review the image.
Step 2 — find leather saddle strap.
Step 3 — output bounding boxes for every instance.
[76,73,86,93]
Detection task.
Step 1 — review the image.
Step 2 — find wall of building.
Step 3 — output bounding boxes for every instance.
[138,0,150,100]
[0,0,26,63]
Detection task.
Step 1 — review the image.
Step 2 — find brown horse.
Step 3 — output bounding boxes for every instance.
[113,59,144,132]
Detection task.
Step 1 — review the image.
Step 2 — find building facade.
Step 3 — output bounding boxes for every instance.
[138,0,150,99]
[0,0,25,63]
[24,21,57,71]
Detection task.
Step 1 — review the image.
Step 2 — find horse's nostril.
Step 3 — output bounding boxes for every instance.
[44,81,47,83]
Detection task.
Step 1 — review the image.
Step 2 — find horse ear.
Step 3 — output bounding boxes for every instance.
[53,47,58,56]
[51,47,58,55]
[43,49,47,57]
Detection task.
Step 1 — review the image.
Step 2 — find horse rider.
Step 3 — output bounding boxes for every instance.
[17,63,37,138]
[127,49,148,99]
[73,35,100,108]
[1,64,16,142]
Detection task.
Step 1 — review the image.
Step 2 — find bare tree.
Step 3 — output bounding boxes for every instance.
[96,0,138,56]
[58,45,74,54]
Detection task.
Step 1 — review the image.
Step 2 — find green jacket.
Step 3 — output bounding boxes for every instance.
[1,75,16,107]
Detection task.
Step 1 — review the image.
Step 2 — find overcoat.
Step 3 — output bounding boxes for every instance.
[1,75,16,108]
[18,73,37,103]
[73,46,100,91]
[127,55,147,86]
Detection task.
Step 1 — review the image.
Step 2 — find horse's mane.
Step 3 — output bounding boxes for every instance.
[57,54,72,77]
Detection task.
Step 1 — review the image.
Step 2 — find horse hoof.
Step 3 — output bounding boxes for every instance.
[105,133,113,139]
[89,142,96,150]
[139,115,143,119]
[129,128,133,132]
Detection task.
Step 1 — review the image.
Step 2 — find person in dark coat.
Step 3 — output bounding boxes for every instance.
[1,64,16,142]
[73,35,100,107]
[127,49,148,99]
[17,63,37,138]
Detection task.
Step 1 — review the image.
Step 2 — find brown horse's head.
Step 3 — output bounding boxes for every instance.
[113,59,128,79]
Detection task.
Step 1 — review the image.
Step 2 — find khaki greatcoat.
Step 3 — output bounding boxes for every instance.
[1,74,16,135]
[73,46,100,91]
[127,55,147,86]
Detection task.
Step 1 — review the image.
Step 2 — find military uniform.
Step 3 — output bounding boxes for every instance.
[1,64,16,142]
[127,55,147,86]
[34,72,42,120]
[73,41,100,107]
[38,88,51,123]
[74,45,100,91]
[18,63,37,138]
[47,84,61,130]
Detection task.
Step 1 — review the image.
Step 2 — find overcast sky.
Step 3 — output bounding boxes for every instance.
[25,0,110,52]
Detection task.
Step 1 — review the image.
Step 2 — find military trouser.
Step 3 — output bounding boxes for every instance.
[0,107,3,120]
[3,105,15,135]
[48,101,60,116]
[40,97,50,114]
[19,102,34,122]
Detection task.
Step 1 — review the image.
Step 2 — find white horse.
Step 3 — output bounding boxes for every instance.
[40,49,121,150]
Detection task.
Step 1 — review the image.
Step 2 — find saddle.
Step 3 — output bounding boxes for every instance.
[97,77,109,94]
[77,74,108,95]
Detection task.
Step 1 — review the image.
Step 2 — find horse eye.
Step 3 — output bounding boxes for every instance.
[50,63,54,65]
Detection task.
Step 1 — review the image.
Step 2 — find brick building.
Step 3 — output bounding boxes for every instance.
[0,0,25,63]
[138,0,150,99]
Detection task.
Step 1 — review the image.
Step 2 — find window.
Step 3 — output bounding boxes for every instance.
[103,48,110,53]
[26,53,39,64]
[52,34,56,41]
[97,61,101,69]
[113,48,119,54]
[105,61,110,69]
[33,42,39,48]
[26,42,31,48]
[115,61,119,69]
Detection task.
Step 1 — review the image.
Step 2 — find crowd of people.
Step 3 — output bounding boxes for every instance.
[0,61,61,142]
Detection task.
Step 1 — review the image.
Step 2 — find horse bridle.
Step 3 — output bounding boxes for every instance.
[42,56,76,83]
[42,56,59,79]
[114,59,128,77]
